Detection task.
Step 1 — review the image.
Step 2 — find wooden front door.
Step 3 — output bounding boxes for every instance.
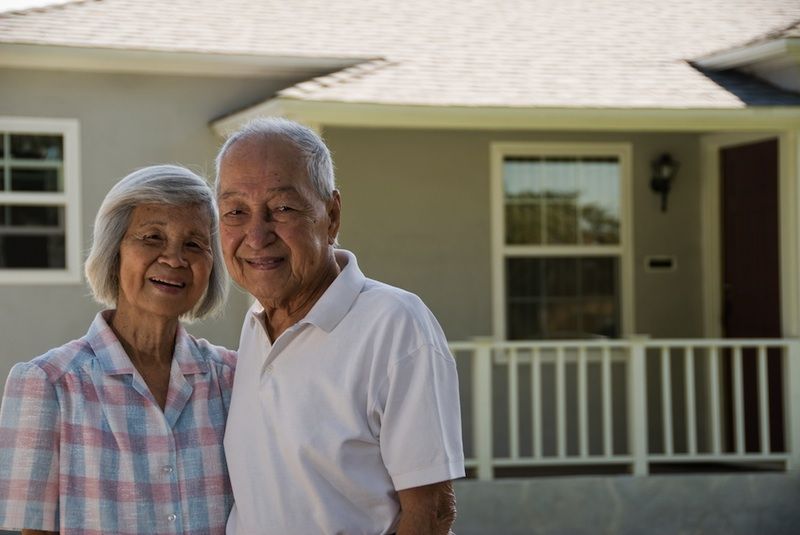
[720,138,783,453]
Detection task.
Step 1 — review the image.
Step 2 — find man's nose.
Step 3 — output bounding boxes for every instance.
[244,218,277,249]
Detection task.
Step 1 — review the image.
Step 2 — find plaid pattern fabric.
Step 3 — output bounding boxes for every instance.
[0,311,236,535]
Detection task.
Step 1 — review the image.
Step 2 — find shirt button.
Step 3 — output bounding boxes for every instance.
[162,466,174,474]
[167,513,177,522]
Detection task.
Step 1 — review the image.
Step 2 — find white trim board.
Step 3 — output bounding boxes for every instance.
[212,98,800,137]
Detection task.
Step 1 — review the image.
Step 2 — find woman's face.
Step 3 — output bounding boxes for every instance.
[116,203,213,321]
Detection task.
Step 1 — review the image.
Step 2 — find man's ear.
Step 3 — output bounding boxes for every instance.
[327,190,342,243]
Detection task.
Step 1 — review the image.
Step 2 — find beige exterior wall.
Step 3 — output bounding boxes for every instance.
[324,126,705,342]
[0,67,295,384]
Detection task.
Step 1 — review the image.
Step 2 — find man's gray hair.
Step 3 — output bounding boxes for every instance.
[214,117,336,200]
[84,164,228,321]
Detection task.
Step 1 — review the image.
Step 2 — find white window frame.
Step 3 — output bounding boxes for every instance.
[490,142,635,340]
[0,117,81,284]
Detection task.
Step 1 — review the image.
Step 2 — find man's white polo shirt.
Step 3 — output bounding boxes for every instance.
[224,249,465,535]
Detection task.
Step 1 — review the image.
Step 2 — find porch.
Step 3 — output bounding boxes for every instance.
[450,337,800,480]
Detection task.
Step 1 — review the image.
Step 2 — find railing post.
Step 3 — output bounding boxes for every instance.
[471,337,494,480]
[629,336,649,475]
[786,341,800,472]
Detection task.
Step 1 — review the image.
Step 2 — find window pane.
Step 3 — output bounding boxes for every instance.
[582,297,619,338]
[581,256,616,295]
[507,257,619,339]
[579,158,620,244]
[504,159,543,245]
[0,205,65,268]
[507,257,542,297]
[9,205,62,227]
[0,234,65,268]
[0,168,4,191]
[10,134,63,160]
[505,202,541,244]
[10,168,61,192]
[546,201,578,244]
[544,257,578,296]
[544,158,580,244]
[503,156,620,246]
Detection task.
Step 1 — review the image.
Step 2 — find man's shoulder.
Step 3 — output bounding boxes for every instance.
[359,278,429,317]
[351,278,448,348]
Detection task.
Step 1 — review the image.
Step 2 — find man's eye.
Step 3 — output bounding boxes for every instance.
[142,234,162,242]
[224,209,244,216]
[274,206,293,213]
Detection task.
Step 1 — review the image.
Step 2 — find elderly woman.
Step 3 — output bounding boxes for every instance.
[0,165,235,534]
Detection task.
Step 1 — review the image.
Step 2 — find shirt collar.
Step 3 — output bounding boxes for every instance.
[89,310,208,376]
[248,249,365,334]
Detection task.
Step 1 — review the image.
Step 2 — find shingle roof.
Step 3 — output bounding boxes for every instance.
[742,17,800,46]
[1,0,800,109]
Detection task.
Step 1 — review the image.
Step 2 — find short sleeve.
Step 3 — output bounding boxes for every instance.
[0,362,60,531]
[379,345,466,491]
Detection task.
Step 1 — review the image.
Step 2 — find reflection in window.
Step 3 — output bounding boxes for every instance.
[506,257,619,340]
[504,157,620,246]
[10,134,63,160]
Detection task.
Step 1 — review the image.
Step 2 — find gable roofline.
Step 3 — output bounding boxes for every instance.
[695,38,800,71]
[211,97,800,136]
[0,43,367,78]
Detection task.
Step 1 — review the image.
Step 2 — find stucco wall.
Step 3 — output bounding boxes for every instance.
[324,126,705,343]
[0,67,292,384]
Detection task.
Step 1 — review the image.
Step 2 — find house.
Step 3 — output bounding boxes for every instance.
[1,0,800,533]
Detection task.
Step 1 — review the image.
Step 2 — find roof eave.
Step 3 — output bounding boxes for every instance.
[0,43,368,78]
[211,97,800,136]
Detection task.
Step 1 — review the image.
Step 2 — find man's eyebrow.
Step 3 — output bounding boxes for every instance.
[218,186,298,201]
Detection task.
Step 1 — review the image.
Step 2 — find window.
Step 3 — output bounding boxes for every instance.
[492,143,632,340]
[0,118,81,283]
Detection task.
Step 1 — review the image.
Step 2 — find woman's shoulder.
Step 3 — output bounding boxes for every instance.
[184,334,237,371]
[12,336,95,385]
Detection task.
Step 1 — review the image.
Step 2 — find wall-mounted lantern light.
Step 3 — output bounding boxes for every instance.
[650,153,680,212]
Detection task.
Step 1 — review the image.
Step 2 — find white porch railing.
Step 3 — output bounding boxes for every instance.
[449,337,800,480]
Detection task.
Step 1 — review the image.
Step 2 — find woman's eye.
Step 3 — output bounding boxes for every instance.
[143,234,162,242]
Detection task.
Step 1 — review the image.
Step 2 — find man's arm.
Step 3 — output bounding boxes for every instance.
[396,480,456,535]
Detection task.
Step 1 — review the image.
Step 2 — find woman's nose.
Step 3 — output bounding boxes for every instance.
[159,244,188,268]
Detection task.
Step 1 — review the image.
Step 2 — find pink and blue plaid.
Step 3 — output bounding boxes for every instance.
[0,311,236,534]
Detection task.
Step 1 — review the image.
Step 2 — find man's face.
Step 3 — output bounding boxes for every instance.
[217,135,340,310]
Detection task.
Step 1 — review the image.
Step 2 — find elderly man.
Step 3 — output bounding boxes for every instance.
[217,118,465,535]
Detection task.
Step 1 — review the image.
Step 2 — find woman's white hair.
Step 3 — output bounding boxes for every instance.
[214,117,336,201]
[84,164,228,321]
